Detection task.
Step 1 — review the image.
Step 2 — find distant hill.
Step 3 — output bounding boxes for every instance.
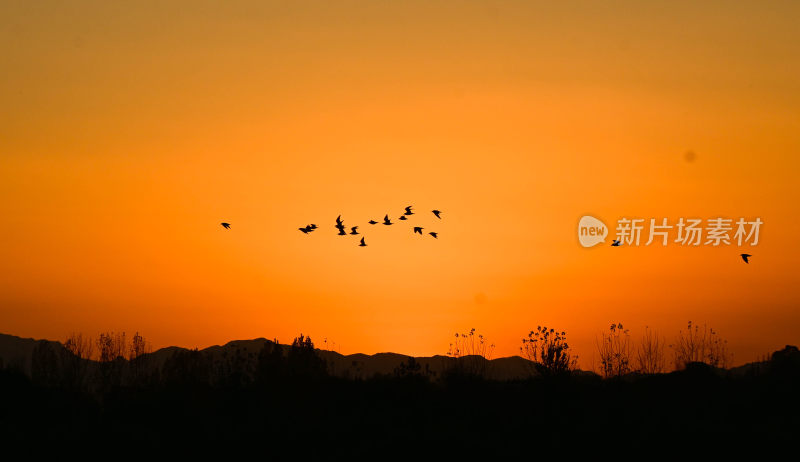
[0,333,63,375]
[0,333,558,381]
[2,332,797,382]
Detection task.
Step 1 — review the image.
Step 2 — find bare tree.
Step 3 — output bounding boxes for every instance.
[97,332,127,363]
[672,321,732,369]
[128,332,152,386]
[64,333,94,361]
[96,331,128,389]
[129,332,150,361]
[636,326,666,374]
[596,323,632,378]
[61,332,94,390]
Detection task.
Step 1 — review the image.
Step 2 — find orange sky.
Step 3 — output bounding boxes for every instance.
[2,1,799,368]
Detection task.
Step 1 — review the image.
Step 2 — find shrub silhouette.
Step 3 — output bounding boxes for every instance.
[394,357,435,381]
[520,326,577,376]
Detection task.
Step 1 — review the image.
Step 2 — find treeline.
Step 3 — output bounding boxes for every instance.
[3,320,790,393]
[17,333,331,393]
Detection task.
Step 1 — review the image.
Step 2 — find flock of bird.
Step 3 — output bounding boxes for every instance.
[222,214,752,262]
[296,206,441,247]
[219,206,443,248]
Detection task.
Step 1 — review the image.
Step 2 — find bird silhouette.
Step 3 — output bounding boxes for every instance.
[221,222,231,229]
[741,253,752,264]
[359,237,367,247]
[299,227,311,234]
[404,206,414,215]
[611,240,621,246]
[368,220,378,225]
[399,216,407,221]
[432,210,442,219]
[383,215,392,225]
[413,227,424,235]
[350,226,359,235]
[335,215,347,235]
[429,232,438,238]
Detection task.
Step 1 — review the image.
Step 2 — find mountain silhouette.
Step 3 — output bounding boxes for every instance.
[0,333,569,381]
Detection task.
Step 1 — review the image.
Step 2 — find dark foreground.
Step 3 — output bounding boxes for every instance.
[2,350,799,454]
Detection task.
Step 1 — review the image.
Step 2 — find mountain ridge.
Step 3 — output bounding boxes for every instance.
[2,332,794,381]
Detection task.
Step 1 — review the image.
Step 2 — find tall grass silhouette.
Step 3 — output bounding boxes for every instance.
[446,328,495,378]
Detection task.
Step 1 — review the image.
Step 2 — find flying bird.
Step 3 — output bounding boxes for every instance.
[404,206,414,215]
[740,253,752,264]
[399,216,407,221]
[383,215,392,225]
[432,210,442,219]
[429,232,438,238]
[335,215,347,235]
[350,226,359,235]
[359,237,367,247]
[299,227,311,234]
[368,220,378,225]
[220,222,231,229]
[413,227,424,235]
[611,240,621,246]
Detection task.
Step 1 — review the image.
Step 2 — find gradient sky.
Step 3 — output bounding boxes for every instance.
[2,1,799,368]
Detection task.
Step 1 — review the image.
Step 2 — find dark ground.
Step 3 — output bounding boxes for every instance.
[1,344,799,454]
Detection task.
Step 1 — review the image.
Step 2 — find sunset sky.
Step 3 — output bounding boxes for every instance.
[2,1,799,368]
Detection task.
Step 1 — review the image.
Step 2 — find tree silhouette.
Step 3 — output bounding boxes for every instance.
[256,338,285,384]
[287,334,327,379]
[61,333,94,390]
